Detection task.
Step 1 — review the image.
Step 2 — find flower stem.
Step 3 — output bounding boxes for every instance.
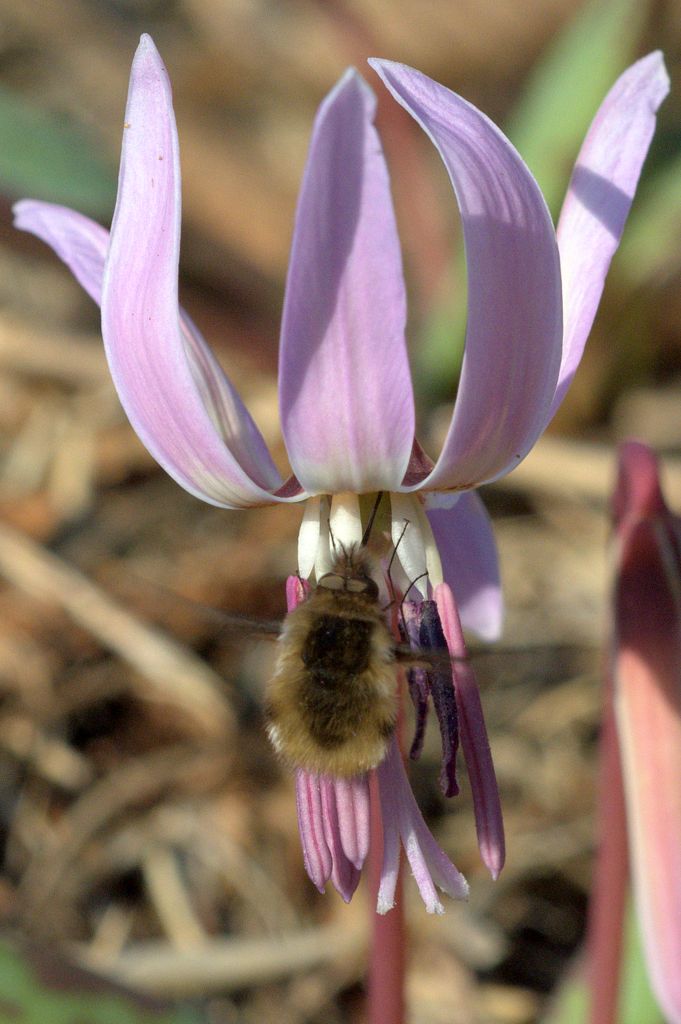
[367,771,406,1024]
[586,682,629,1024]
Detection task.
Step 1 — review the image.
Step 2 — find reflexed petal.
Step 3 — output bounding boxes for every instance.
[551,54,669,420]
[427,491,502,641]
[102,35,285,509]
[180,310,283,494]
[612,441,681,1024]
[435,582,505,877]
[15,197,282,503]
[13,200,108,303]
[371,60,562,490]
[279,69,415,494]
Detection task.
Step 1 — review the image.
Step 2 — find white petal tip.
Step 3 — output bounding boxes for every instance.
[638,49,670,98]
[483,856,504,881]
[322,66,374,116]
[133,33,166,77]
[137,33,158,54]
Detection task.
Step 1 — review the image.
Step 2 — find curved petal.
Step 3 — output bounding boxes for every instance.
[376,737,468,914]
[370,60,562,490]
[279,69,415,494]
[427,491,502,641]
[180,309,283,495]
[13,200,108,303]
[102,35,286,509]
[550,53,669,420]
[15,200,283,499]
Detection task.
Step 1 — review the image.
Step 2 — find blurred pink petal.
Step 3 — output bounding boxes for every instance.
[552,55,669,419]
[279,69,414,494]
[102,35,286,509]
[612,440,681,1024]
[427,491,502,641]
[370,59,563,491]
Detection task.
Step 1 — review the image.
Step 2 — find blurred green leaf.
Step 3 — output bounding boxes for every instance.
[413,263,466,406]
[615,150,681,287]
[0,85,115,217]
[540,964,588,1024]
[539,896,666,1024]
[506,0,646,214]
[0,937,204,1024]
[619,900,665,1024]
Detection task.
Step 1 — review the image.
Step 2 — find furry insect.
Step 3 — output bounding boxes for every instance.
[264,544,399,777]
[127,527,460,780]
[126,556,582,784]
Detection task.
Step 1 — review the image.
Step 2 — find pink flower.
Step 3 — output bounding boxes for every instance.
[14,36,667,911]
[611,441,681,1022]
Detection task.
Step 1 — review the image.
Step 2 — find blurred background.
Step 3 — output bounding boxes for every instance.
[0,0,679,1021]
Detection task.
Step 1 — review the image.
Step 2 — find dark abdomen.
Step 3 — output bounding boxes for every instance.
[300,614,374,748]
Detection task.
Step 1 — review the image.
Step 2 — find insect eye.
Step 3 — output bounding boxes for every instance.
[347,577,379,600]
[318,573,345,591]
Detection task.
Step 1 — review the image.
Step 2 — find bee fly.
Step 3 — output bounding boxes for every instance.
[126,495,467,782]
[125,529,586,786]
[264,543,400,777]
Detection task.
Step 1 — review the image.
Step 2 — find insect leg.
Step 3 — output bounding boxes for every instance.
[384,518,410,617]
[327,507,338,557]
[360,491,384,548]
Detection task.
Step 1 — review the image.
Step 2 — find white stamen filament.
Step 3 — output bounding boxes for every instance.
[414,498,444,588]
[315,496,334,578]
[390,492,443,598]
[297,495,322,578]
